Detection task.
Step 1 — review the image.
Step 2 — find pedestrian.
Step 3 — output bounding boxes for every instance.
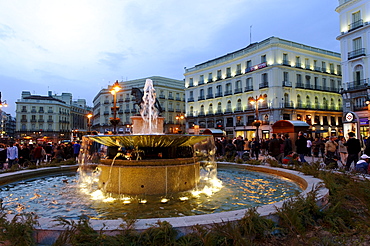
[225,139,236,160]
[73,141,81,160]
[312,138,320,157]
[325,136,338,159]
[283,134,292,156]
[33,144,44,166]
[251,138,261,160]
[7,142,18,169]
[0,144,6,169]
[295,131,308,163]
[337,136,348,168]
[268,134,281,161]
[234,136,245,160]
[306,136,312,157]
[355,154,370,174]
[344,132,361,171]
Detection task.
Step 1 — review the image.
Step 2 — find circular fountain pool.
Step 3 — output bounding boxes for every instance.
[0,166,301,220]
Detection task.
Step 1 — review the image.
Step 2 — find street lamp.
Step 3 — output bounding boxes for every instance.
[0,92,8,108]
[366,98,370,137]
[110,80,121,134]
[249,95,264,142]
[87,113,93,134]
[175,114,185,133]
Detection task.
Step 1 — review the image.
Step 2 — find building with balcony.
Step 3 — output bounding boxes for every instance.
[15,91,91,143]
[92,76,185,134]
[336,0,370,137]
[184,36,343,139]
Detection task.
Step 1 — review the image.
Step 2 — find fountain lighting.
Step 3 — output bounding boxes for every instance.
[139,199,147,204]
[179,197,188,201]
[161,198,169,203]
[90,190,105,201]
[122,200,131,205]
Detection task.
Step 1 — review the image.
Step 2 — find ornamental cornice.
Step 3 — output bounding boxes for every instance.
[336,0,362,12]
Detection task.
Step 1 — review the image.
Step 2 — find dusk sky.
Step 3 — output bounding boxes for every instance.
[0,0,341,116]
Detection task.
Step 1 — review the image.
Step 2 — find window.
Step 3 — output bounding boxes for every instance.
[350,11,362,30]
[314,77,318,89]
[189,78,193,87]
[235,80,242,93]
[21,106,27,112]
[296,56,301,67]
[262,73,268,83]
[297,95,302,107]
[236,64,241,75]
[246,60,251,69]
[329,63,334,73]
[323,116,328,125]
[283,53,288,65]
[217,70,222,80]
[200,105,205,115]
[331,116,336,126]
[208,104,213,114]
[208,73,212,82]
[226,100,232,113]
[337,65,342,75]
[236,99,242,111]
[261,55,266,63]
[322,78,327,88]
[207,87,213,97]
[314,115,320,125]
[216,85,222,97]
[199,75,204,84]
[217,102,222,113]
[297,74,302,84]
[314,97,319,108]
[199,89,204,99]
[226,67,231,78]
[322,62,326,72]
[225,83,232,95]
[305,58,310,69]
[283,72,289,82]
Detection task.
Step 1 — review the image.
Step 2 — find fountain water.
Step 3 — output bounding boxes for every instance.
[79,79,217,196]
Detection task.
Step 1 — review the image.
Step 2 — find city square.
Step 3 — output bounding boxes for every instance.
[1,0,370,245]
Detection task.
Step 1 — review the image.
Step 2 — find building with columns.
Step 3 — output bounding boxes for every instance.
[336,0,370,137]
[184,36,343,139]
[92,76,185,134]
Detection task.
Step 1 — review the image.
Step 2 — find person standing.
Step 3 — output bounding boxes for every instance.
[0,144,6,169]
[337,136,348,168]
[283,134,292,157]
[251,138,261,160]
[344,132,361,171]
[234,136,245,160]
[33,144,44,166]
[73,141,81,160]
[325,136,338,159]
[295,131,308,163]
[7,142,18,169]
[268,134,281,161]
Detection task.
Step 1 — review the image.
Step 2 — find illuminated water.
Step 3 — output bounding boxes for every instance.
[0,167,301,220]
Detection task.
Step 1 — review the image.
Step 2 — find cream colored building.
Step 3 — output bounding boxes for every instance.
[184,36,343,139]
[92,76,185,134]
[15,91,91,142]
[336,0,370,137]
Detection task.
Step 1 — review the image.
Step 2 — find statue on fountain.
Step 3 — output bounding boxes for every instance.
[131,87,163,114]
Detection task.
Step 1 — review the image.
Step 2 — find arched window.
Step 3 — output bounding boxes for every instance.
[306,95,310,108]
[323,97,328,109]
[208,103,213,114]
[297,94,302,107]
[237,98,242,111]
[200,105,205,115]
[217,102,222,114]
[315,97,319,108]
[227,100,232,112]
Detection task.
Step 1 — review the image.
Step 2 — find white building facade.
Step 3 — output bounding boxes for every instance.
[184,37,343,139]
[15,91,91,143]
[336,0,370,137]
[92,76,185,134]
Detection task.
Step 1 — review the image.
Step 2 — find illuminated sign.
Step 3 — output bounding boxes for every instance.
[246,62,267,73]
[345,112,354,122]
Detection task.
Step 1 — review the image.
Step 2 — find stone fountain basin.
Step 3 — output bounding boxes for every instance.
[98,158,200,195]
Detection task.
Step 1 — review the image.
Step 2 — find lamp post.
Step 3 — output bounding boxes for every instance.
[175,114,185,133]
[0,92,8,108]
[87,113,93,134]
[110,80,121,134]
[366,98,370,137]
[249,95,264,142]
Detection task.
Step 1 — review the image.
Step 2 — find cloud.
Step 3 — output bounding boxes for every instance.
[0,24,15,39]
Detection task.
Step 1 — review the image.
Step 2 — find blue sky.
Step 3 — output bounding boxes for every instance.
[0,0,341,116]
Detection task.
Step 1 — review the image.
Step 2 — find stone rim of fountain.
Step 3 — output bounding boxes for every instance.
[0,163,328,244]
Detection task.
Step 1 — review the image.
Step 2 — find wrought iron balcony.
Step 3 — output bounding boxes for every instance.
[283,81,292,87]
[259,82,269,89]
[244,86,253,92]
[348,48,366,60]
[348,19,363,31]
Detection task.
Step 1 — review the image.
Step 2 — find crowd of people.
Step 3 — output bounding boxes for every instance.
[215,131,370,173]
[0,141,81,170]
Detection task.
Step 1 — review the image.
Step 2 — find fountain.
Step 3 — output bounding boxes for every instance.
[79,79,216,195]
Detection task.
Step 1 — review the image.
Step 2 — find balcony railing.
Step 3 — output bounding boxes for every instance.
[314,66,321,72]
[125,109,130,113]
[282,81,292,87]
[348,19,363,31]
[187,97,194,102]
[244,86,253,92]
[348,48,366,60]
[206,94,214,99]
[234,88,243,94]
[198,95,205,101]
[20,119,27,122]
[259,82,269,89]
[224,90,232,96]
[282,60,290,66]
[346,79,369,91]
[215,92,223,98]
